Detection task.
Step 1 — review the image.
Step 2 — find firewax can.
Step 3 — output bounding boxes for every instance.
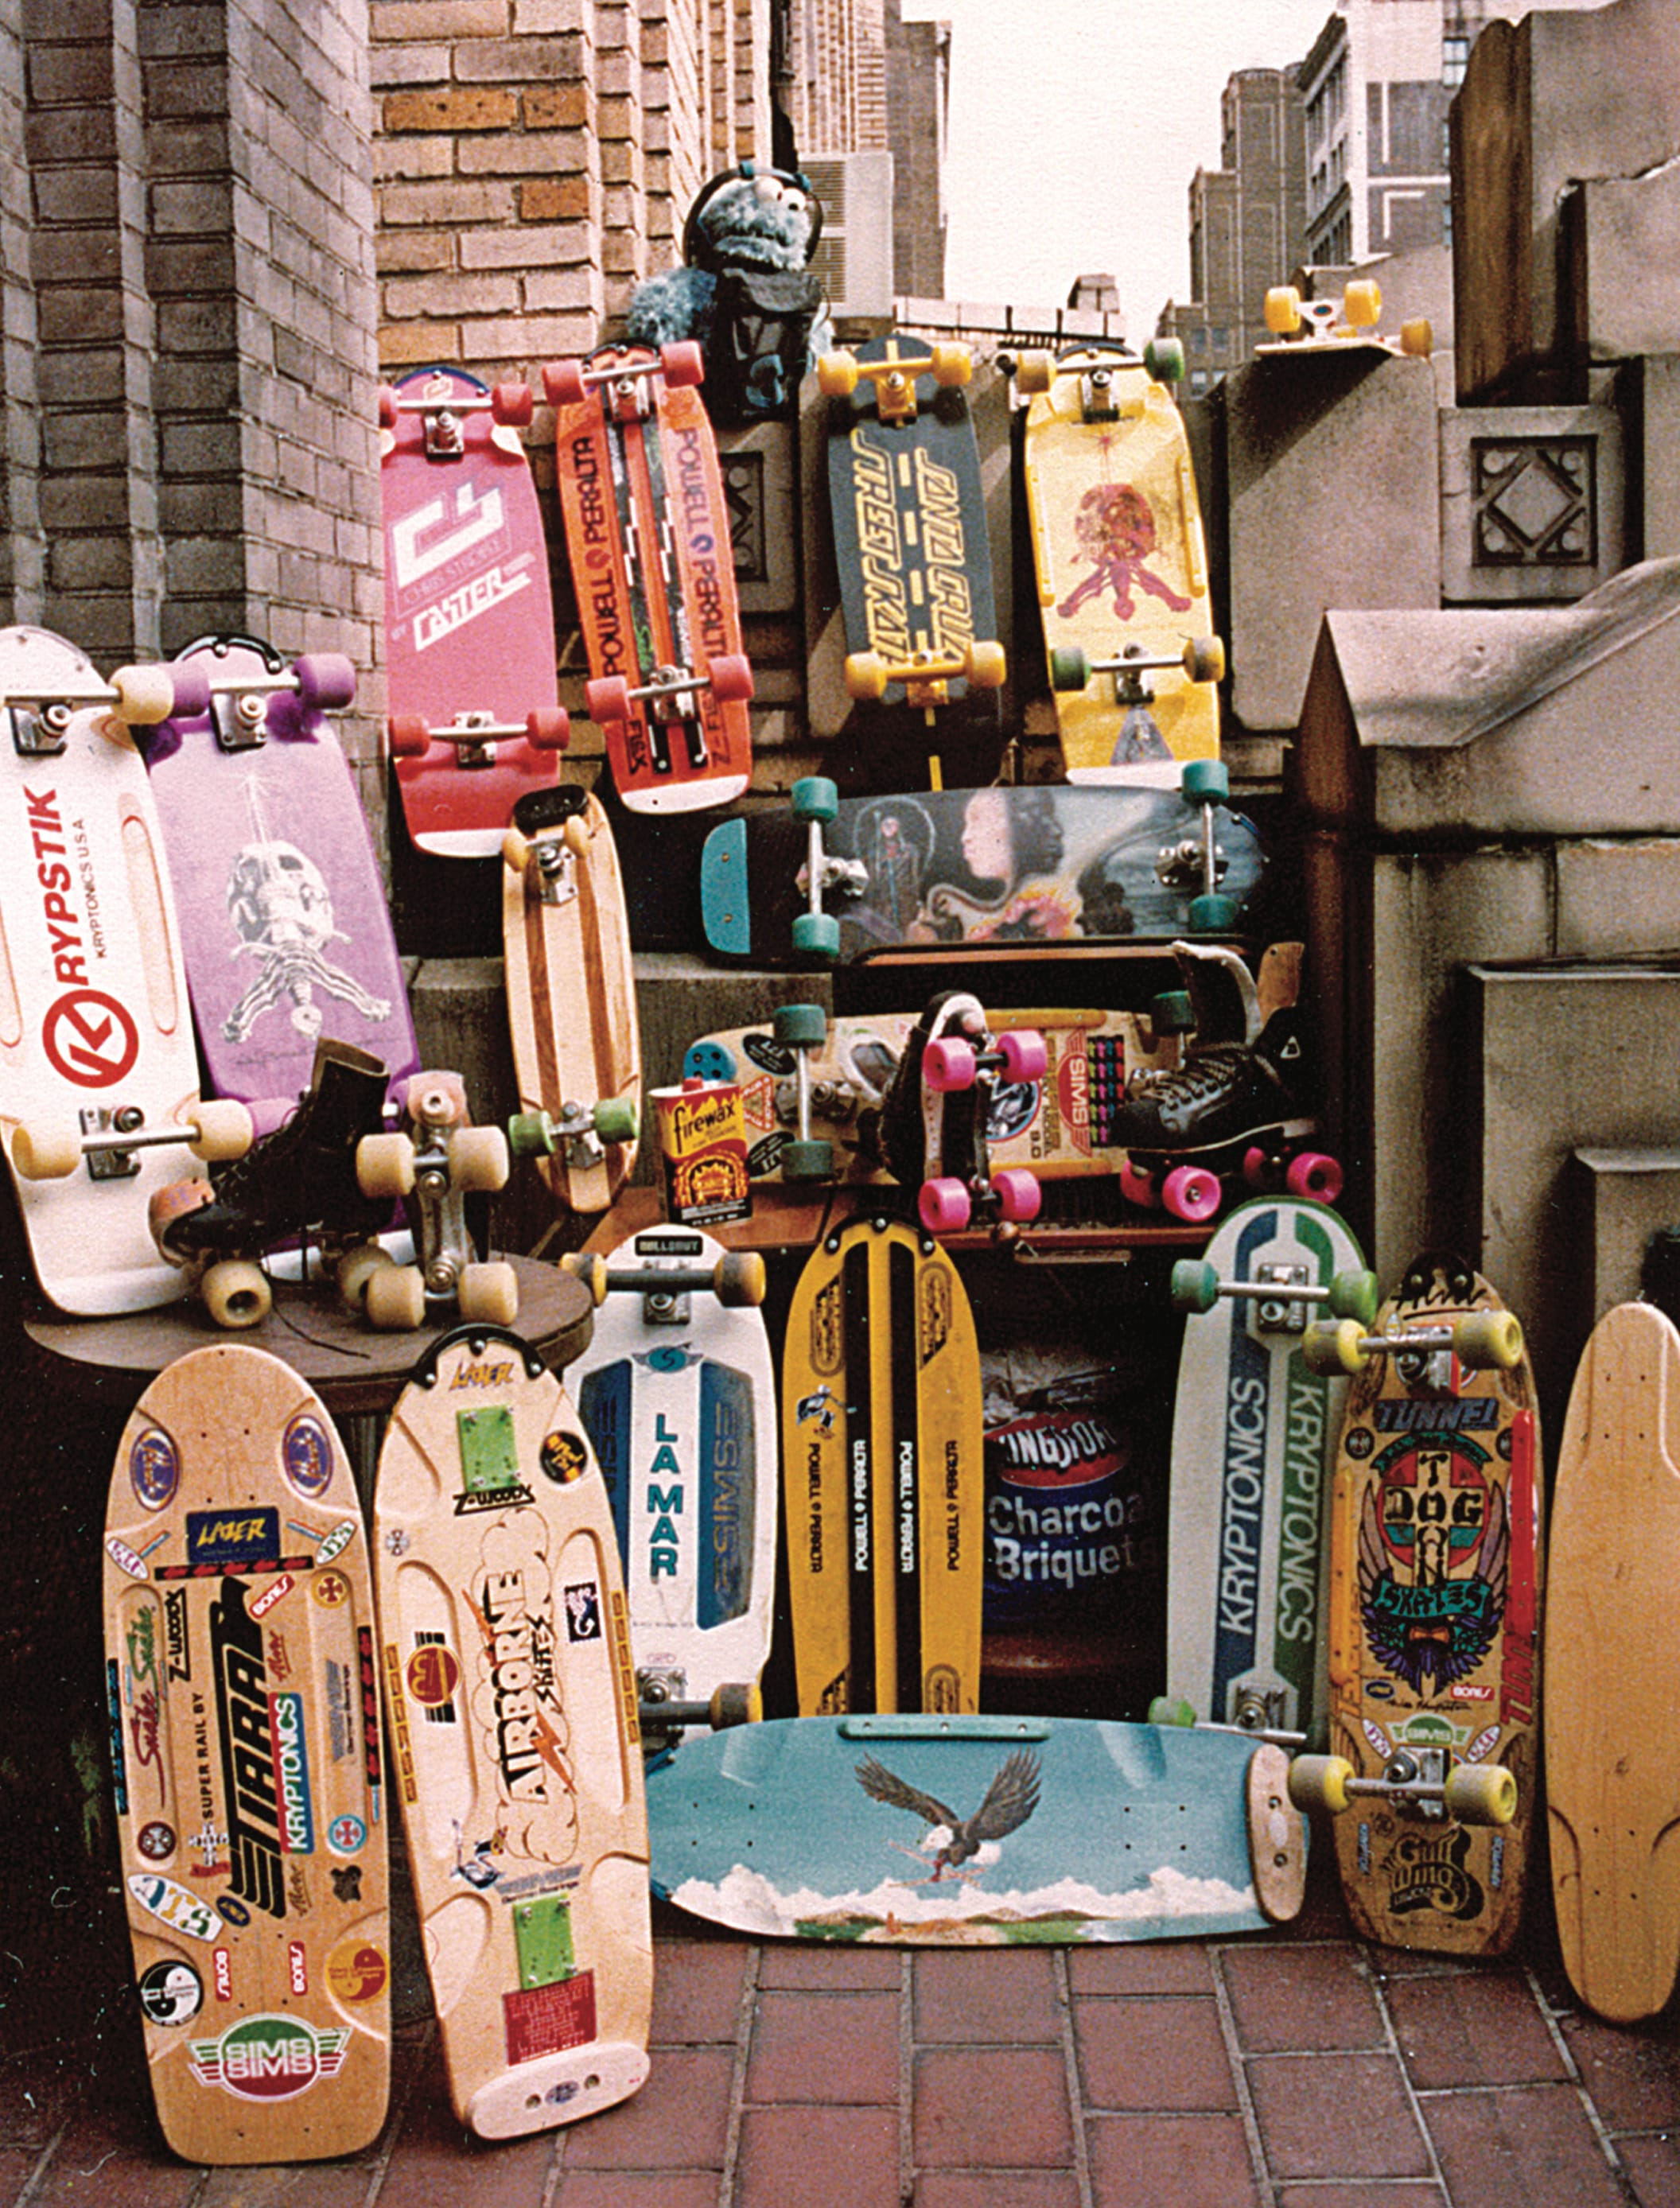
[652,1078,751,1225]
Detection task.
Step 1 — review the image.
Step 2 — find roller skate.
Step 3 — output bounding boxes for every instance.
[873,989,1046,1238]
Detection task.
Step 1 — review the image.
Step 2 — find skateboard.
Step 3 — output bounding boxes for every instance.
[782,1214,983,1715]
[1162,1199,1376,1747]
[547,344,752,814]
[374,1323,651,2136]
[1293,1252,1540,1955]
[564,1226,777,1743]
[1546,1299,1680,2023]
[0,625,262,1316]
[501,783,641,1215]
[816,334,1005,753]
[103,1343,390,2163]
[1258,280,1433,360]
[379,367,569,857]
[699,776,1264,966]
[136,633,419,1114]
[1016,342,1221,784]
[644,1711,1305,1945]
[355,1070,518,1330]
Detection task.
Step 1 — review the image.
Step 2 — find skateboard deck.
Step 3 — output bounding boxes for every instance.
[374,1324,651,2137]
[139,634,419,1112]
[1165,1199,1372,1747]
[644,1712,1305,1944]
[782,1215,983,1714]
[568,1226,777,1716]
[549,344,752,814]
[1019,345,1218,784]
[1258,280,1433,361]
[103,1343,391,2163]
[1312,1252,1541,1955]
[1546,1299,1680,2023]
[700,780,1264,966]
[379,367,565,857]
[501,784,641,1214]
[817,334,1003,752]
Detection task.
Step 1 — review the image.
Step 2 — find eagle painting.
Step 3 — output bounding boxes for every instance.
[854,1750,1043,1881]
[1359,1460,1507,1697]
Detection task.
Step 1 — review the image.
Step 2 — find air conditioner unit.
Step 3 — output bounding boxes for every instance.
[803,150,895,322]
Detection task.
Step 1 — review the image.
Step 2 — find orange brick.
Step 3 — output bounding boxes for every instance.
[519,174,595,221]
[523,82,589,129]
[383,86,519,131]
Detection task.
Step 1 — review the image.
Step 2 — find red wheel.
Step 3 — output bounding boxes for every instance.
[542,357,589,408]
[995,1030,1047,1083]
[919,1177,972,1234]
[1286,1150,1343,1203]
[994,1169,1041,1223]
[1162,1164,1223,1224]
[388,713,430,757]
[708,652,754,705]
[661,340,706,389]
[924,1037,976,1094]
[377,383,397,430]
[527,706,570,751]
[492,380,532,426]
[586,675,632,725]
[294,652,356,712]
[1242,1144,1274,1190]
[1119,1159,1158,1209]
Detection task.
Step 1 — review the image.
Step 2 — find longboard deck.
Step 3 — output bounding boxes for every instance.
[781,1215,982,1714]
[103,1343,391,2164]
[374,1324,651,2139]
[646,1712,1305,1945]
[1546,1299,1680,2023]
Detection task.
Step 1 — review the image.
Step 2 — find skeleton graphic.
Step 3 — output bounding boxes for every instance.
[1057,480,1193,622]
[221,773,392,1044]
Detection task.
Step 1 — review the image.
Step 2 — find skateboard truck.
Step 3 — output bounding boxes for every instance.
[767,1004,836,1182]
[1303,1307,1524,1382]
[390,704,571,770]
[14,1096,254,1186]
[1148,1694,1305,1749]
[503,785,592,908]
[542,342,706,422]
[788,774,867,961]
[188,648,357,752]
[1289,1747,1518,1828]
[636,1671,762,1755]
[845,640,1007,717]
[1262,280,1433,359]
[510,1095,638,1180]
[585,654,754,776]
[817,341,972,425]
[1050,635,1224,701]
[377,373,535,457]
[1012,339,1185,421]
[1154,758,1239,931]
[4,659,210,757]
[564,1241,767,1321]
[1171,1256,1380,1336]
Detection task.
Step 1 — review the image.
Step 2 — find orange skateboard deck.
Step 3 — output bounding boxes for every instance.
[103,1343,391,2163]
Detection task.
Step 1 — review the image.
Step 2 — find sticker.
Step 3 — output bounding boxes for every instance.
[214,1948,233,2000]
[138,1960,204,2027]
[405,1641,460,1708]
[251,1574,294,1619]
[563,1579,601,1644]
[137,1820,175,1862]
[106,1533,150,1582]
[540,1431,589,1486]
[186,1509,280,1570]
[503,1969,597,2066]
[288,1942,309,1996]
[130,1426,180,1510]
[316,1519,358,1566]
[128,1872,221,1943]
[327,1813,367,1856]
[312,1569,350,1609]
[282,1413,336,1500]
[218,1895,252,1928]
[325,1936,388,2006]
[188,2013,350,2100]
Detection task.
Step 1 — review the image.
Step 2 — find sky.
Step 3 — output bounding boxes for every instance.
[901,0,1341,335]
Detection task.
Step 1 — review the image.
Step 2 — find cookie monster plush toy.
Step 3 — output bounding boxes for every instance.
[625,160,829,425]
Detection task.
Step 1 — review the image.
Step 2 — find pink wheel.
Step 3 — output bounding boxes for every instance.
[1242,1144,1274,1191]
[586,675,632,725]
[662,340,706,389]
[1162,1164,1223,1224]
[709,652,754,705]
[492,379,533,426]
[924,1037,976,1094]
[165,663,212,718]
[377,383,398,430]
[388,713,430,757]
[294,652,356,712]
[527,706,570,751]
[542,357,589,408]
[1286,1150,1343,1203]
[995,1030,1047,1083]
[994,1168,1041,1223]
[1119,1159,1158,1209]
[920,1177,972,1234]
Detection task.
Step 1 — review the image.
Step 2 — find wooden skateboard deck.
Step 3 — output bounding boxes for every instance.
[1546,1299,1680,2023]
[550,345,752,814]
[140,634,419,1113]
[568,1226,778,1712]
[1020,346,1218,784]
[379,367,564,857]
[1316,1253,1541,1955]
[103,1343,391,2163]
[782,1215,983,1715]
[645,1712,1305,1945]
[501,783,640,1214]
[699,780,1265,966]
[374,1324,651,2137]
[1165,1199,1371,1747]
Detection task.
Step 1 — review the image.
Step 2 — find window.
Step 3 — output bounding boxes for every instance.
[1443,34,1469,85]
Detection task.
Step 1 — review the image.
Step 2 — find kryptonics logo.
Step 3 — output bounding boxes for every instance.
[210,1579,290,1919]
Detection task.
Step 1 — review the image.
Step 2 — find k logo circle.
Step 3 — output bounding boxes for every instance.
[44,989,138,1088]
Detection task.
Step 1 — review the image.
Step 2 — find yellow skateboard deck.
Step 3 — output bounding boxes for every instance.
[103,1343,391,2164]
[375,1324,651,2138]
[781,1215,982,1715]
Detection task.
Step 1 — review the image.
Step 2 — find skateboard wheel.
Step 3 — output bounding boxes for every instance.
[994,1030,1048,1084]
[1344,278,1382,328]
[920,1177,972,1234]
[377,383,398,428]
[1152,989,1196,1037]
[682,1040,738,1082]
[189,1097,255,1162]
[1143,336,1185,383]
[561,1250,609,1305]
[924,1036,976,1094]
[449,1123,510,1194]
[562,813,590,857]
[1161,1164,1223,1225]
[1285,1150,1343,1203]
[366,1261,426,1331]
[527,705,570,750]
[388,712,431,756]
[791,910,841,960]
[1188,893,1239,934]
[774,1003,828,1048]
[1264,286,1303,336]
[1147,1696,1198,1728]
[542,356,589,408]
[1013,349,1054,395]
[713,1250,767,1307]
[1444,1762,1518,1827]
[507,1109,557,1159]
[293,652,356,712]
[791,774,838,824]
[966,639,1007,690]
[994,1168,1041,1224]
[1399,317,1433,358]
[357,1130,417,1201]
[1452,1308,1524,1371]
[109,663,178,727]
[501,826,531,874]
[1048,645,1091,692]
[336,1242,396,1315]
[202,1258,272,1331]
[781,1137,834,1184]
[1169,1258,1220,1315]
[844,651,889,702]
[1119,1158,1158,1210]
[585,675,632,725]
[816,349,859,398]
[1308,1317,1369,1377]
[1181,757,1230,804]
[491,379,533,426]
[710,1681,761,1728]
[12,1121,81,1179]
[928,342,973,387]
[1329,1268,1380,1329]
[660,340,705,389]
[459,1259,519,1327]
[1184,636,1226,685]
[1287,1753,1352,1817]
[593,1095,639,1145]
[708,652,754,706]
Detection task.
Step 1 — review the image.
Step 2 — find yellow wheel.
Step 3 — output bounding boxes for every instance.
[1399,317,1433,358]
[817,350,858,398]
[714,1250,767,1308]
[845,651,890,702]
[449,1124,509,1195]
[459,1260,519,1327]
[357,1131,416,1201]
[1184,636,1225,684]
[188,1098,255,1161]
[202,1259,272,1331]
[13,1120,81,1179]
[928,343,972,387]
[710,1681,762,1728]
[1452,1309,1522,1370]
[965,640,1007,690]
[561,1250,609,1305]
[336,1242,395,1316]
[501,826,531,875]
[366,1261,426,1331]
[109,663,176,727]
[1013,350,1054,395]
[1444,1763,1518,1828]
[1264,286,1302,336]
[1344,278,1382,328]
[1287,1754,1353,1817]
[1303,1317,1368,1376]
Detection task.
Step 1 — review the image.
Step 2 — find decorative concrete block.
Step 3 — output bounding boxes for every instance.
[1439,404,1624,604]
[718,418,799,616]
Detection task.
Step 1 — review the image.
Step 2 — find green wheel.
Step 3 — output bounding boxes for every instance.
[1152,989,1195,1036]
[1143,336,1185,383]
[1181,757,1229,804]
[1147,1695,1197,1728]
[774,1003,828,1048]
[593,1095,639,1145]
[1048,645,1091,691]
[1444,1762,1518,1827]
[1170,1258,1219,1316]
[791,774,838,824]
[1452,1308,1523,1370]
[781,1138,834,1184]
[791,910,841,960]
[1328,1268,1380,1329]
[507,1109,557,1159]
[1188,893,1239,933]
[1287,1753,1352,1817]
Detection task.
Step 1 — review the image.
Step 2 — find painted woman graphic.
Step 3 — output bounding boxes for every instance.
[906,787,1075,943]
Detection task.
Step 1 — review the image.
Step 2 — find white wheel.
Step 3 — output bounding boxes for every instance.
[459,1261,519,1326]
[12,1121,81,1179]
[203,1260,272,1331]
[366,1262,426,1331]
[336,1242,395,1315]
[188,1098,255,1161]
[502,826,531,875]
[110,663,177,726]
[357,1131,416,1200]
[449,1125,509,1195]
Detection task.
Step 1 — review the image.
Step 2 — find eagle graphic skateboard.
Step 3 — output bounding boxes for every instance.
[1016,342,1221,785]
[547,343,752,814]
[1258,280,1433,361]
[0,625,260,1316]
[1546,1299,1680,2023]
[565,1226,776,1745]
[782,1215,984,1715]
[501,783,641,1215]
[1289,1252,1538,1955]
[1163,1199,1375,1747]
[644,1711,1305,1945]
[103,1343,391,2163]
[379,367,569,857]
[374,1324,651,2138]
[136,633,418,1116]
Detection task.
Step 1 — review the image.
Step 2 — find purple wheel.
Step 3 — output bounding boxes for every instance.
[994,1168,1041,1223]
[1163,1164,1223,1224]
[919,1178,972,1234]
[995,1030,1048,1083]
[586,675,632,725]
[924,1037,976,1094]
[294,652,356,712]
[542,357,589,408]
[1286,1150,1344,1203]
[166,663,212,719]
